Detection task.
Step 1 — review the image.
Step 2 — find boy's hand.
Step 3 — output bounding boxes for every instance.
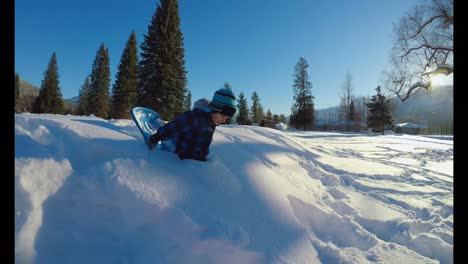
[147,134,159,150]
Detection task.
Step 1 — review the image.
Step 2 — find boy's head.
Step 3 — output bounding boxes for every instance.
[208,88,237,123]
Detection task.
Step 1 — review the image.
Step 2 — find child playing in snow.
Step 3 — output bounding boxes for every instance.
[147,88,237,161]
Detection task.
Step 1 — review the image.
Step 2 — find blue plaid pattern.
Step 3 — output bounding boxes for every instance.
[154,108,215,161]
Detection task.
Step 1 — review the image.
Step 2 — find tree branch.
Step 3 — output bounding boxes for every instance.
[398,44,453,58]
[407,14,447,40]
[422,64,453,76]
[396,81,431,102]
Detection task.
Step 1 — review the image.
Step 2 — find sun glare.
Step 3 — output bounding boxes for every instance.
[430,74,444,88]
[429,73,453,88]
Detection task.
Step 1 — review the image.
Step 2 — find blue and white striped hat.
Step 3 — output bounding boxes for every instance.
[208,88,237,117]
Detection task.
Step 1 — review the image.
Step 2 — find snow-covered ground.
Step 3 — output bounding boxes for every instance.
[15,113,453,264]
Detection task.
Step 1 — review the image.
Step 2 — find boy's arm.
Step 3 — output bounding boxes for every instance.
[149,112,190,146]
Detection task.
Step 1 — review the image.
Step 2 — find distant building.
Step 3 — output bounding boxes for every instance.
[395,123,427,134]
[275,123,288,131]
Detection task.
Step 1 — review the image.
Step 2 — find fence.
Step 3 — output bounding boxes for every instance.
[425,122,453,135]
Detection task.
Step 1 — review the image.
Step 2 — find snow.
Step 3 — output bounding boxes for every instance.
[396,123,428,129]
[274,122,288,131]
[15,113,453,264]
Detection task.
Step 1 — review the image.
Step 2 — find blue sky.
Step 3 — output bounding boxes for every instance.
[15,0,420,115]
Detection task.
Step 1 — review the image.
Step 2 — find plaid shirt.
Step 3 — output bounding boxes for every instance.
[155,108,216,161]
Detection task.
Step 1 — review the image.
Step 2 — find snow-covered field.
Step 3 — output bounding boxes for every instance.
[15,113,453,264]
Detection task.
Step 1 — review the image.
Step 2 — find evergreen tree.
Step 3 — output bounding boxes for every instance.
[137,0,187,120]
[111,31,138,119]
[183,90,192,111]
[88,43,111,118]
[290,57,314,130]
[32,52,64,114]
[366,86,393,135]
[223,82,232,90]
[279,114,287,124]
[266,109,273,120]
[273,114,279,123]
[15,73,21,113]
[77,76,91,115]
[258,105,264,122]
[266,109,273,127]
[250,91,263,124]
[235,92,250,125]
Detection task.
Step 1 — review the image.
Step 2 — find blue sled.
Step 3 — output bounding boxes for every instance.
[130,107,166,145]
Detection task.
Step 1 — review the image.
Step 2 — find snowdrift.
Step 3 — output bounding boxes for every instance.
[15,113,452,264]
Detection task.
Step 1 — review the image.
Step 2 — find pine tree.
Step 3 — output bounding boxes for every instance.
[366,86,393,135]
[258,105,264,122]
[290,57,314,130]
[77,76,91,115]
[236,92,250,125]
[279,114,287,124]
[273,114,279,123]
[88,43,111,118]
[137,0,187,120]
[266,109,273,127]
[111,31,138,119]
[250,91,263,124]
[223,82,232,90]
[15,73,21,113]
[32,52,64,114]
[183,90,192,111]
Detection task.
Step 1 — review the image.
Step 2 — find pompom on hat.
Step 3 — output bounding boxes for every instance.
[208,88,237,117]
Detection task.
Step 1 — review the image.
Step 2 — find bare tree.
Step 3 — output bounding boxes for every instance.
[384,0,453,102]
[339,71,354,131]
[359,96,371,126]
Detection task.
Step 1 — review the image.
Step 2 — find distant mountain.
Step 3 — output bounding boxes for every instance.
[19,79,40,97]
[17,79,79,113]
[389,85,453,125]
[315,106,340,121]
[67,96,80,104]
[63,96,79,113]
[314,84,453,126]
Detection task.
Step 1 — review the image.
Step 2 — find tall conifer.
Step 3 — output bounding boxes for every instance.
[88,43,111,118]
[111,31,138,119]
[183,90,192,111]
[366,86,393,135]
[250,91,263,124]
[137,0,187,120]
[32,52,64,114]
[236,92,250,125]
[77,76,91,115]
[290,57,314,130]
